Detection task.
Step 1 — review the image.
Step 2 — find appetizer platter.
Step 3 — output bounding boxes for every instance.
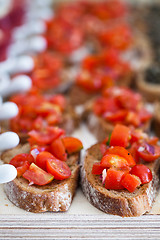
[1,0,160,239]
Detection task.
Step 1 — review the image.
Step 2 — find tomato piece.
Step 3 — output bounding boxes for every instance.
[125,111,140,127]
[138,108,152,123]
[130,164,152,184]
[77,70,102,93]
[23,163,54,185]
[62,137,83,154]
[82,55,100,71]
[28,127,65,145]
[99,24,132,50]
[10,153,34,167]
[105,146,136,167]
[92,162,105,175]
[128,142,140,163]
[121,174,141,192]
[147,137,159,145]
[105,168,126,190]
[49,95,66,111]
[104,110,127,122]
[93,97,119,116]
[110,124,131,148]
[101,154,129,168]
[138,144,160,162]
[16,161,30,177]
[50,138,67,161]
[46,158,71,180]
[36,151,55,171]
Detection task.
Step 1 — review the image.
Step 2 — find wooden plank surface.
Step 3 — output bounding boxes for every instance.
[1,214,160,239]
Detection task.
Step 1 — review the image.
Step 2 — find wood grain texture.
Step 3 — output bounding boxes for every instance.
[1,214,160,239]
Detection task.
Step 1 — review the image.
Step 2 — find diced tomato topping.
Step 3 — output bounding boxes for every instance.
[93,97,118,116]
[130,164,152,184]
[36,151,55,171]
[105,168,126,190]
[82,55,100,71]
[49,95,66,111]
[100,154,129,168]
[121,173,141,192]
[92,162,105,175]
[50,138,67,161]
[23,163,54,185]
[16,161,30,177]
[62,137,83,154]
[128,142,140,163]
[28,127,65,145]
[105,146,136,167]
[9,153,34,166]
[99,23,132,50]
[147,137,159,145]
[104,110,127,122]
[138,108,152,123]
[110,124,131,148]
[46,158,71,180]
[138,144,160,162]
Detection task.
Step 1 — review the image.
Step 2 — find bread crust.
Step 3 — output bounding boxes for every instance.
[2,144,80,213]
[136,72,160,102]
[81,143,160,217]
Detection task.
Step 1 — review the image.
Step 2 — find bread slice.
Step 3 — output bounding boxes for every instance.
[2,144,80,213]
[136,72,160,102]
[81,143,160,217]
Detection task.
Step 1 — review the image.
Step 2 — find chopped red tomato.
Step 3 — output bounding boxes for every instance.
[130,164,152,184]
[49,95,66,111]
[110,124,131,148]
[101,154,129,168]
[138,108,152,123]
[92,162,105,175]
[104,110,127,122]
[99,23,132,50]
[50,138,67,161]
[138,144,160,162]
[77,70,102,93]
[16,161,30,177]
[121,173,141,192]
[28,127,65,145]
[46,158,71,180]
[10,153,34,167]
[105,146,136,167]
[105,168,126,190]
[147,137,159,145]
[93,97,118,116]
[46,17,83,54]
[9,154,31,177]
[36,151,55,171]
[23,163,54,185]
[128,142,140,163]
[62,137,83,154]
[82,55,100,71]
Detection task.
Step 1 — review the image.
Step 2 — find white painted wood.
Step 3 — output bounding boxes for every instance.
[1,215,160,239]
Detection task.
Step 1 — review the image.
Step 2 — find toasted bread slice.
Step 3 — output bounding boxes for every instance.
[81,143,160,217]
[2,144,80,213]
[136,72,160,102]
